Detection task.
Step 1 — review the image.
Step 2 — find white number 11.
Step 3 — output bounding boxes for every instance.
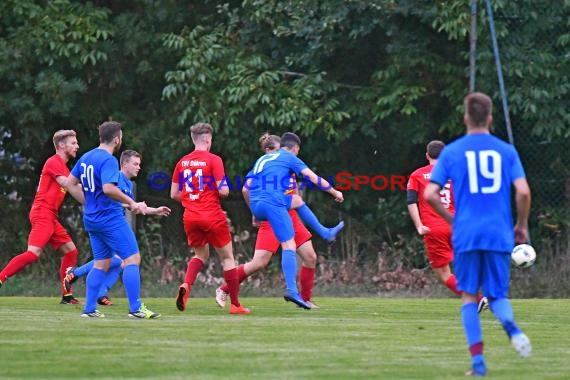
[465,150,502,194]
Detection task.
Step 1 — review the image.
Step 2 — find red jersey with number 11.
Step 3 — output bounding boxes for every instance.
[172,150,226,220]
[407,164,454,228]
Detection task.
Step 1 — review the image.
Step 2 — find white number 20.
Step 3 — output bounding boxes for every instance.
[465,150,502,194]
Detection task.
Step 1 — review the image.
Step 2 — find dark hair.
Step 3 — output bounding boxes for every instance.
[280,132,301,149]
[426,140,445,159]
[465,92,493,127]
[99,121,122,144]
[259,132,281,151]
[189,123,213,141]
[120,149,142,166]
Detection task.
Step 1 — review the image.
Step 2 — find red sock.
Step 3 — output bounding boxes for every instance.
[183,257,204,292]
[220,264,246,293]
[0,251,40,282]
[444,274,462,296]
[60,248,78,295]
[299,266,315,301]
[224,267,240,307]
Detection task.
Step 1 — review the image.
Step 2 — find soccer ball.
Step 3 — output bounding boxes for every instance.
[511,244,536,268]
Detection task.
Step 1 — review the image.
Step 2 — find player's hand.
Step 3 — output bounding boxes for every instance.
[416,225,431,236]
[155,206,171,217]
[514,223,529,244]
[333,189,344,203]
[252,216,261,228]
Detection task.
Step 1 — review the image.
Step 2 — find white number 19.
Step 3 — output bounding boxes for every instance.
[465,150,502,194]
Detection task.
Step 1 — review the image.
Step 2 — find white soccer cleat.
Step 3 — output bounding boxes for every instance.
[511,333,532,358]
[215,287,228,309]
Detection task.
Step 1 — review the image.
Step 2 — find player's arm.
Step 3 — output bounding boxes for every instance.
[103,183,141,213]
[59,174,85,204]
[424,182,453,225]
[513,177,531,244]
[406,190,430,235]
[170,182,181,202]
[300,167,343,203]
[217,179,229,198]
[144,205,171,217]
[242,177,260,227]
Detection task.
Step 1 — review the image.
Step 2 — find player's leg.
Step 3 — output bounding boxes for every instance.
[176,219,208,312]
[289,195,344,242]
[97,255,123,306]
[483,251,531,358]
[0,214,52,285]
[455,250,486,376]
[80,230,112,317]
[53,220,79,297]
[292,211,316,304]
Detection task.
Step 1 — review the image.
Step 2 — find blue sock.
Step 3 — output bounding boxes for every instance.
[296,204,328,238]
[74,260,94,278]
[490,298,522,338]
[98,262,122,298]
[281,249,299,296]
[122,264,141,312]
[461,302,485,371]
[84,267,106,313]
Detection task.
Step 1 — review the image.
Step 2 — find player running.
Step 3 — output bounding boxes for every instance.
[216,132,320,309]
[0,130,84,304]
[407,140,488,312]
[171,123,250,315]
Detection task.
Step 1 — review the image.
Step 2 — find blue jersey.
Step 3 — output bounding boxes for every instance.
[430,134,526,254]
[71,148,124,228]
[248,148,307,206]
[117,172,134,200]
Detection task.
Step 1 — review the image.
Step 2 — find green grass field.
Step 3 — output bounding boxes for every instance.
[0,297,567,379]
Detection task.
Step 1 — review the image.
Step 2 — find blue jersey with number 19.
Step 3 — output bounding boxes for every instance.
[71,148,124,228]
[430,134,526,254]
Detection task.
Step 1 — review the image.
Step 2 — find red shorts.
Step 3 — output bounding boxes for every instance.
[27,211,72,250]
[183,215,231,248]
[255,210,312,253]
[423,226,453,268]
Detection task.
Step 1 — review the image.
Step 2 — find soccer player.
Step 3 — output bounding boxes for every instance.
[425,92,532,376]
[68,121,160,318]
[407,140,488,312]
[215,132,320,309]
[63,150,170,306]
[245,133,344,309]
[171,122,250,315]
[0,130,84,304]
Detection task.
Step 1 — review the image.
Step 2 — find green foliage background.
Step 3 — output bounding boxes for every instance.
[1,0,569,295]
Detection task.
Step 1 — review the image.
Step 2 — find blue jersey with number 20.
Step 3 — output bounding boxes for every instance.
[71,148,124,228]
[430,134,526,254]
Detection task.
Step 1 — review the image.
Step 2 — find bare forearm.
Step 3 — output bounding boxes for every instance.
[407,204,423,229]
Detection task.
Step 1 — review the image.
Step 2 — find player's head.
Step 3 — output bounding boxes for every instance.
[99,121,123,153]
[52,130,79,158]
[189,123,213,151]
[426,140,445,161]
[280,132,301,155]
[464,92,493,130]
[259,132,281,153]
[120,149,142,179]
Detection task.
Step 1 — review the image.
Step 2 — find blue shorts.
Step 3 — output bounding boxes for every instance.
[250,196,294,243]
[86,220,139,260]
[454,250,511,298]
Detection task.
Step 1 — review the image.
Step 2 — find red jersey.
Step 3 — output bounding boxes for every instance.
[407,164,454,228]
[31,154,70,215]
[172,150,226,220]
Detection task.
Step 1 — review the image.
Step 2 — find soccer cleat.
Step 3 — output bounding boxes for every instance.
[215,286,228,309]
[325,221,345,243]
[229,304,251,315]
[60,295,81,305]
[511,333,532,358]
[477,297,489,314]
[176,283,189,312]
[97,296,113,306]
[283,292,311,310]
[0,280,3,289]
[305,300,320,309]
[80,310,105,318]
[62,267,78,295]
[465,368,486,377]
[128,303,161,319]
